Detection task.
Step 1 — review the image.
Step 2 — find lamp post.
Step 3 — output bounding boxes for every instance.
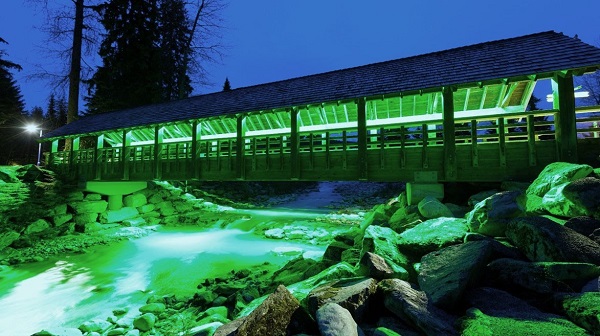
[25,124,43,166]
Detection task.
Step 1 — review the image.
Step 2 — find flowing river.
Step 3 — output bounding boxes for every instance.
[0,208,331,336]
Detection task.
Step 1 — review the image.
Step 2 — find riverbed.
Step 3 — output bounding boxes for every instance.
[0,215,328,335]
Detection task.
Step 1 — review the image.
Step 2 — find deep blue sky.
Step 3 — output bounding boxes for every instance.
[1,0,600,112]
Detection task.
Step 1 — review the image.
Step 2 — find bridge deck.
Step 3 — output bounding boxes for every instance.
[47,107,600,182]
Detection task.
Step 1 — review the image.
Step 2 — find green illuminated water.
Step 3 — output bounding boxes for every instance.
[0,211,326,335]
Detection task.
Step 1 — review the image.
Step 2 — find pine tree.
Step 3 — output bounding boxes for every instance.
[86,0,163,113]
[158,0,192,100]
[46,94,58,130]
[0,37,25,125]
[57,96,68,127]
[223,77,231,91]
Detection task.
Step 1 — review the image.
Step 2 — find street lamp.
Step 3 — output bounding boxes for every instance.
[25,124,43,166]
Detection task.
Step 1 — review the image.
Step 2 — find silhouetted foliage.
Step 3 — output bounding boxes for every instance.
[223,77,231,91]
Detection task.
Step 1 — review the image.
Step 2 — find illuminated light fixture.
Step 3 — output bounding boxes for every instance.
[24,124,43,166]
[546,91,589,102]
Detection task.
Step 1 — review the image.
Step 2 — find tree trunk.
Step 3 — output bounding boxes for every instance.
[67,0,84,124]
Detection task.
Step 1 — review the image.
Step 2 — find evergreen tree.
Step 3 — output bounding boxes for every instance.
[46,94,58,130]
[57,96,68,127]
[158,0,192,100]
[223,77,231,91]
[30,107,45,125]
[86,0,163,113]
[0,37,26,125]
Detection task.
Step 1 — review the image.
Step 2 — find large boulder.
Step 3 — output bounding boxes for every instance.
[388,204,422,233]
[506,216,600,264]
[234,285,308,336]
[526,162,593,197]
[539,183,588,217]
[466,191,525,237]
[565,216,600,237]
[360,226,410,279]
[359,252,395,280]
[418,241,494,309]
[100,207,139,224]
[563,177,600,218]
[124,193,147,208]
[378,279,458,336]
[322,240,353,262]
[553,292,600,334]
[397,217,468,256]
[287,262,356,302]
[417,196,453,219]
[0,230,20,250]
[133,313,156,332]
[25,219,50,234]
[307,277,378,322]
[316,303,365,336]
[79,319,112,333]
[461,287,589,336]
[69,200,108,214]
[486,258,600,293]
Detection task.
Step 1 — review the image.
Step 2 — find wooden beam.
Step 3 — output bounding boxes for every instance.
[236,115,247,179]
[442,87,457,180]
[498,118,506,167]
[357,98,367,180]
[69,137,80,175]
[94,134,104,180]
[471,120,478,167]
[154,126,164,179]
[191,120,201,179]
[552,73,578,162]
[290,107,300,179]
[122,130,131,180]
[527,115,537,166]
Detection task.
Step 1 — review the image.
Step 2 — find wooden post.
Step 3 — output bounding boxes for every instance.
[94,134,104,180]
[442,87,457,180]
[527,115,537,166]
[471,120,478,167]
[498,118,506,167]
[191,120,201,179]
[357,98,367,180]
[552,73,578,162]
[421,124,428,169]
[69,136,80,174]
[50,139,59,166]
[400,126,406,168]
[290,107,300,179]
[154,126,164,179]
[122,130,131,180]
[236,115,246,180]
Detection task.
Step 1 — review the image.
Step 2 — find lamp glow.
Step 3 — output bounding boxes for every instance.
[24,124,43,166]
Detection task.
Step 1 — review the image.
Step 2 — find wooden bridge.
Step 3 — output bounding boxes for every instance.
[42,31,600,184]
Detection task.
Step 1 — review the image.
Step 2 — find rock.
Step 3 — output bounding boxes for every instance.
[271,246,303,257]
[200,306,229,320]
[445,203,469,218]
[52,214,73,227]
[78,319,112,333]
[341,248,361,265]
[506,216,600,264]
[0,230,20,250]
[360,204,390,231]
[378,279,458,336]
[581,277,600,292]
[33,328,83,336]
[487,258,600,293]
[418,241,494,309]
[540,182,588,217]
[526,162,593,197]
[565,216,600,237]
[124,329,140,336]
[360,225,410,279]
[467,189,499,207]
[553,292,600,334]
[133,313,156,332]
[264,228,285,239]
[374,316,421,336]
[73,213,98,226]
[466,191,525,237]
[307,277,378,322]
[397,217,468,256]
[189,322,224,336]
[122,217,146,227]
[418,196,453,219]
[563,177,600,218]
[48,204,67,216]
[359,252,394,280]
[215,318,246,336]
[124,193,147,208]
[373,327,402,336]
[316,302,365,336]
[271,257,327,285]
[25,219,50,234]
[323,240,353,262]
[139,302,165,314]
[462,287,589,336]
[107,328,126,336]
[235,285,301,336]
[101,207,139,224]
[69,200,108,214]
[67,191,84,202]
[137,204,155,214]
[388,205,422,233]
[156,201,175,216]
[286,262,356,303]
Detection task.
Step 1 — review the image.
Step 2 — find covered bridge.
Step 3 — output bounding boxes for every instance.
[43,31,600,185]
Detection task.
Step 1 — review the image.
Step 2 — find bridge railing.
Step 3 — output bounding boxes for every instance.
[46,106,600,181]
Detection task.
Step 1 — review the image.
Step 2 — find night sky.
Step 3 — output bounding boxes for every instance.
[1,0,600,111]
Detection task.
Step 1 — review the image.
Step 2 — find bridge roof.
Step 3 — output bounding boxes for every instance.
[44,31,600,140]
